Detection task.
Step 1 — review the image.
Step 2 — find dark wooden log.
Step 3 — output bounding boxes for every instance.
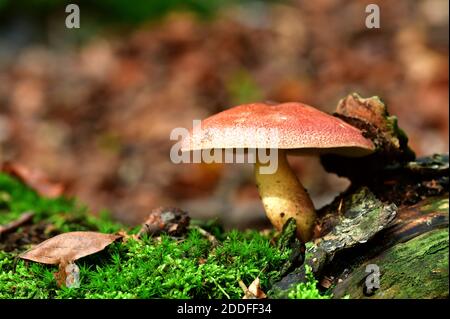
[269,94,448,299]
[330,195,448,298]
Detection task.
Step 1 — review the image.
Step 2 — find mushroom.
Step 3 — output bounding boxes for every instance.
[180,102,374,242]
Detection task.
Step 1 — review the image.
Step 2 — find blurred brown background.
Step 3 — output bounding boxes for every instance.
[0,0,448,228]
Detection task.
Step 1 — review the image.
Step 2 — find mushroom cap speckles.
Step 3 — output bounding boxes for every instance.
[181,102,375,156]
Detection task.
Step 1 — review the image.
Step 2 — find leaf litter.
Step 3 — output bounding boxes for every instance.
[239,277,267,299]
[1,162,64,198]
[19,231,122,287]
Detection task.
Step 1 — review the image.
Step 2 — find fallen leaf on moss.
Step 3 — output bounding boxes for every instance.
[1,162,64,198]
[20,231,122,264]
[116,230,140,243]
[20,231,121,287]
[320,276,333,289]
[240,277,267,299]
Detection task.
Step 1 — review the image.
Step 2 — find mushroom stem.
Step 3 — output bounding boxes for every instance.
[254,149,316,242]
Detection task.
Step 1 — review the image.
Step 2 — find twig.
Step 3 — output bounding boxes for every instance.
[338,198,344,215]
[210,276,230,299]
[0,211,34,237]
[189,226,219,247]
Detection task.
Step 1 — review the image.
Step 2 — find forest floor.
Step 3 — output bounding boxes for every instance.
[0,172,328,299]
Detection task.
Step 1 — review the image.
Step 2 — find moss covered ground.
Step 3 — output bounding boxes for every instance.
[0,173,327,299]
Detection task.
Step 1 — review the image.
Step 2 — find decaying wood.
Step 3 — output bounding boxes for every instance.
[269,94,448,299]
[308,187,397,275]
[333,226,448,299]
[137,207,190,238]
[320,93,415,183]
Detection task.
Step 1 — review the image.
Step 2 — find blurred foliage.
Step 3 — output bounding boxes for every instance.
[227,70,264,105]
[0,173,122,234]
[0,0,447,228]
[0,0,278,25]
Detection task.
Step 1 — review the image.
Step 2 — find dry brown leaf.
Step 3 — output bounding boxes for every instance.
[242,277,267,299]
[320,276,334,289]
[20,231,122,265]
[116,230,140,243]
[2,162,64,198]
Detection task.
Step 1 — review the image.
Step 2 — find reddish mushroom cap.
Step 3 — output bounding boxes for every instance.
[181,102,375,156]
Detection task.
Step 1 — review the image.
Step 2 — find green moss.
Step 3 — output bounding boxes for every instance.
[333,228,449,299]
[373,229,449,299]
[0,173,121,234]
[0,173,307,299]
[0,173,74,225]
[226,70,263,105]
[0,229,290,299]
[287,265,332,299]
